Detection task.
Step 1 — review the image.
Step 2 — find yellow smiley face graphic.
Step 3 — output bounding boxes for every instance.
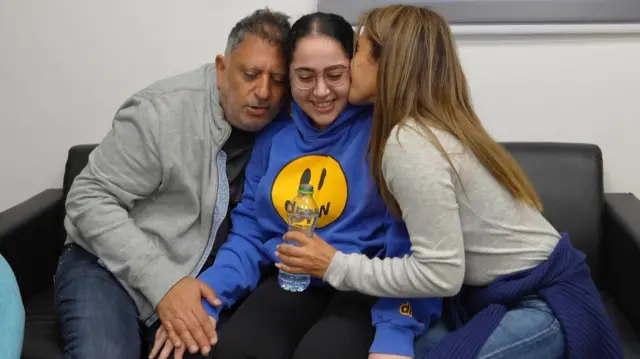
[271,155,348,228]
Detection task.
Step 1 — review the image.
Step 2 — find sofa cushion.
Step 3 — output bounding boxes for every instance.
[63,144,98,200]
[21,287,64,359]
[601,293,640,357]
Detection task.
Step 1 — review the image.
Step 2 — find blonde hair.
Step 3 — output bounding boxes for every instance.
[356,5,542,216]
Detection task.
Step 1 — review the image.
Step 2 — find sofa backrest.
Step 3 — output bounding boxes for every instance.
[503,142,604,286]
[63,144,98,200]
[62,141,605,286]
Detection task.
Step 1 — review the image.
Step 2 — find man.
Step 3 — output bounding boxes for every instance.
[54,9,290,359]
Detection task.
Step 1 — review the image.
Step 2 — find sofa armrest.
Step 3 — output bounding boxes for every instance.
[0,189,66,301]
[603,192,640,333]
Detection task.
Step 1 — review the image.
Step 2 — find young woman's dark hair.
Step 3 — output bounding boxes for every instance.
[288,12,355,61]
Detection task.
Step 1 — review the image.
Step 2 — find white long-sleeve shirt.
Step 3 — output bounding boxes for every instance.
[323,119,560,297]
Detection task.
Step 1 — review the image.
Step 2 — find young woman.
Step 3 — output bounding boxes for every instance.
[276,5,623,359]
[0,254,25,359]
[149,12,441,359]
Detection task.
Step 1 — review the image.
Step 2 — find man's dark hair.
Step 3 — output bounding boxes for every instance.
[225,8,291,58]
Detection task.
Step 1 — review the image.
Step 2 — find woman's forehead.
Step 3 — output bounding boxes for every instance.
[291,35,350,70]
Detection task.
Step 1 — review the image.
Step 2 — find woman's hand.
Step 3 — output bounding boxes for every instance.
[149,323,186,359]
[368,354,412,359]
[275,231,338,278]
[149,316,217,359]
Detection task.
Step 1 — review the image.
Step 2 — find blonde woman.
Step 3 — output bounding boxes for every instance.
[276,4,623,359]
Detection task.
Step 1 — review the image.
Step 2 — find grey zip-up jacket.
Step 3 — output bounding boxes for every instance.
[64,63,231,324]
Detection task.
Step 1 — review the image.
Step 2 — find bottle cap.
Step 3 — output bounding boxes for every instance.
[298,184,314,194]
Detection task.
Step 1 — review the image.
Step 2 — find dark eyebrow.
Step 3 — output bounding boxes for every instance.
[240,65,286,77]
[294,64,349,72]
[240,64,259,70]
[294,67,315,72]
[324,65,348,72]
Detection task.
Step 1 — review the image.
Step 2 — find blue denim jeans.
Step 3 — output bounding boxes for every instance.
[55,244,143,359]
[0,254,25,359]
[55,243,216,359]
[415,298,564,359]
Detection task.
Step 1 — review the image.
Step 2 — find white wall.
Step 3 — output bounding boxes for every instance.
[0,0,638,211]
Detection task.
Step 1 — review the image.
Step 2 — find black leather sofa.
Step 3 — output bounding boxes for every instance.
[1,142,640,359]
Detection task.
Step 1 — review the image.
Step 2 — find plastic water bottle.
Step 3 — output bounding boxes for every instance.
[278,183,319,292]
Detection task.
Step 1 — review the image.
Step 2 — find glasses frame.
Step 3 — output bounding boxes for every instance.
[291,67,350,91]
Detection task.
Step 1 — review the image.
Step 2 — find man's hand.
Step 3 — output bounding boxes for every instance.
[368,354,412,359]
[149,316,218,359]
[155,277,222,356]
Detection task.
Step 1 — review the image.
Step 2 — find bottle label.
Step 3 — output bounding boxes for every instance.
[287,213,317,237]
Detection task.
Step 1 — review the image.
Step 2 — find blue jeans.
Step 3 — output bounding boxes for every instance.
[55,244,143,359]
[415,298,564,359]
[0,254,25,359]
[55,244,214,359]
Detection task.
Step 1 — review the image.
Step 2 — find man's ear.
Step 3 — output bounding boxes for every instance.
[215,55,226,89]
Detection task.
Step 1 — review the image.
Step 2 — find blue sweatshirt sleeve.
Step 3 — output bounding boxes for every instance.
[370,217,443,356]
[370,297,442,357]
[197,117,286,320]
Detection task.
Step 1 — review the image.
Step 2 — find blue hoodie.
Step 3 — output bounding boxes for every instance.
[198,102,441,356]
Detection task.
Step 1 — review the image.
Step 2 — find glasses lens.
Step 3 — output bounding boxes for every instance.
[293,73,316,90]
[324,71,348,88]
[292,68,349,90]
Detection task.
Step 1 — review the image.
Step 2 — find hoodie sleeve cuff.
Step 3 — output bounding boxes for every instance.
[202,299,222,321]
[370,322,416,357]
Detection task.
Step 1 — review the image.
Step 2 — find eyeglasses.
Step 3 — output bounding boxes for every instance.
[291,67,349,90]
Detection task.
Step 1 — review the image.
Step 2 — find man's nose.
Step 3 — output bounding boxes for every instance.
[255,74,271,100]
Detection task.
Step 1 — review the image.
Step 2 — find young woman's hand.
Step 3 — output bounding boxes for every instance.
[149,316,218,359]
[275,232,337,278]
[368,354,412,359]
[155,277,220,355]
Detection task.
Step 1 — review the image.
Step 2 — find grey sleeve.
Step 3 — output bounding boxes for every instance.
[323,126,465,297]
[65,96,184,307]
